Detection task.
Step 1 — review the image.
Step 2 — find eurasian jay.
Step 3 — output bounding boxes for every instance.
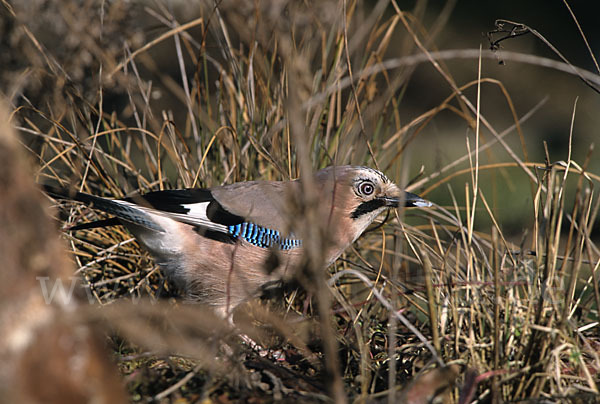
[45,165,431,316]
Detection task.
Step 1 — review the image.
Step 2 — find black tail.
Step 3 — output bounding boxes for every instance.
[42,185,163,232]
[68,217,122,231]
[42,184,125,216]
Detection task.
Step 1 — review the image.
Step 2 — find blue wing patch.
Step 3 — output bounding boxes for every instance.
[228,223,302,250]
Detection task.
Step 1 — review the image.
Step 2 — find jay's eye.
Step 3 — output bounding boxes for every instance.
[358,181,375,196]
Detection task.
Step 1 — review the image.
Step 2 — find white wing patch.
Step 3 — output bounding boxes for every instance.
[174,202,228,232]
[182,202,210,220]
[159,212,228,232]
[112,200,230,233]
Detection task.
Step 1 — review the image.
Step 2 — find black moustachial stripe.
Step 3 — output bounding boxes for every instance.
[351,198,387,219]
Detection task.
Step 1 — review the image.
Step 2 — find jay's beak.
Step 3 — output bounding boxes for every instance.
[381,191,432,208]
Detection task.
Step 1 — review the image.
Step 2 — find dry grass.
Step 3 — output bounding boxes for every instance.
[2,0,599,402]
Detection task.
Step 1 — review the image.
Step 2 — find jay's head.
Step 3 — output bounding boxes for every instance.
[313,166,431,242]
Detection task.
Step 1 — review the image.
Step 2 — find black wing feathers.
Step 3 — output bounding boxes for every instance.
[44,185,245,231]
[131,189,213,213]
[135,188,245,226]
[43,184,163,231]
